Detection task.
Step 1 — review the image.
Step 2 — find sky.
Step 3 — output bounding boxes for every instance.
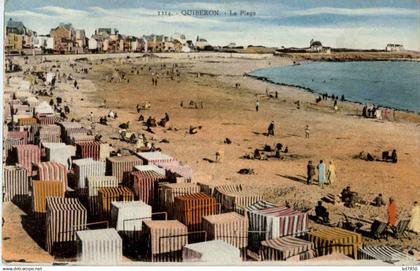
[4,0,420,50]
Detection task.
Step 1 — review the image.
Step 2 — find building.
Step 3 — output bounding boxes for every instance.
[306,39,331,54]
[195,36,210,50]
[385,44,404,52]
[50,23,76,53]
[75,29,87,49]
[33,36,54,51]
[95,28,119,37]
[143,35,165,52]
[5,18,36,53]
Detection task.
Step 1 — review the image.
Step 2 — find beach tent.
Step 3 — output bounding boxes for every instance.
[182,240,241,263]
[35,101,54,115]
[260,236,315,261]
[307,228,362,259]
[359,245,416,265]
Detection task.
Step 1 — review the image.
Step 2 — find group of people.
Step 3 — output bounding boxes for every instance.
[307,160,336,188]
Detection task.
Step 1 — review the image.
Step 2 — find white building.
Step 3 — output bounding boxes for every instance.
[33,36,54,50]
[195,36,209,50]
[385,44,404,52]
[88,38,98,50]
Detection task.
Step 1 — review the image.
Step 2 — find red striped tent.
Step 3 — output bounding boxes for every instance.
[3,166,29,203]
[202,212,248,249]
[76,141,100,160]
[159,183,201,218]
[131,170,166,207]
[45,197,87,254]
[248,206,308,241]
[260,236,315,261]
[15,145,41,176]
[34,162,68,192]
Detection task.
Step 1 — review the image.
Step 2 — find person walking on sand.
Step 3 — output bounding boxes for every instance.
[408,201,420,234]
[317,160,326,189]
[256,99,260,112]
[388,197,396,226]
[327,160,336,185]
[267,121,275,136]
[307,160,315,185]
[305,125,310,139]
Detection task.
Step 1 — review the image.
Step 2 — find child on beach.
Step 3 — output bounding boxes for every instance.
[305,125,310,138]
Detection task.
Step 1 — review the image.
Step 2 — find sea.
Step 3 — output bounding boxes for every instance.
[249,61,420,112]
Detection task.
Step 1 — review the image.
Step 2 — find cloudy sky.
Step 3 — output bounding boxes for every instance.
[5,0,420,50]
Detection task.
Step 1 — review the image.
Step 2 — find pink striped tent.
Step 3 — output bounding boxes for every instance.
[15,145,41,176]
[35,162,68,192]
[136,151,175,165]
[5,130,28,143]
[248,206,308,240]
[35,114,56,125]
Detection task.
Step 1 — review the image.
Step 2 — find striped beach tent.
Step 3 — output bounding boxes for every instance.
[260,236,315,261]
[32,181,65,214]
[97,187,134,220]
[45,197,87,254]
[76,228,122,265]
[35,162,68,192]
[86,176,119,216]
[3,166,29,203]
[202,212,248,249]
[106,155,142,183]
[159,183,201,218]
[73,158,106,189]
[359,245,416,264]
[136,151,175,165]
[131,169,166,207]
[248,206,308,239]
[76,141,100,160]
[15,145,41,176]
[143,220,188,262]
[307,228,362,259]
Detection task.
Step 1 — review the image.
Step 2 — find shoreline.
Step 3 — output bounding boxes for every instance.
[244,72,419,115]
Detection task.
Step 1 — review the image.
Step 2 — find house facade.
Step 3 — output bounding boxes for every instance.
[50,23,76,53]
[385,44,404,52]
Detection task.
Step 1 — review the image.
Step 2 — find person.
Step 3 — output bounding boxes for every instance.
[215,151,221,163]
[333,100,338,111]
[267,121,274,136]
[341,186,353,207]
[387,197,396,226]
[317,160,326,188]
[326,160,336,185]
[256,99,260,112]
[164,113,169,122]
[315,201,329,223]
[307,160,315,185]
[275,91,278,99]
[362,105,367,117]
[254,149,261,160]
[391,149,398,163]
[305,125,310,139]
[408,201,420,234]
[372,193,386,207]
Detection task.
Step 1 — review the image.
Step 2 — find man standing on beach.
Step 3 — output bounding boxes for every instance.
[267,121,275,136]
[307,161,315,185]
[305,125,310,139]
[256,99,260,112]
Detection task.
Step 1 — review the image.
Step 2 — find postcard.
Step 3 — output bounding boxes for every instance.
[1,0,419,268]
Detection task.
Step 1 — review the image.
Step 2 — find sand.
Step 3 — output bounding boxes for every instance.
[4,52,420,262]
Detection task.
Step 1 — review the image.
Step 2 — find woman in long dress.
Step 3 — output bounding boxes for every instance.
[327,160,336,185]
[408,201,420,234]
[317,160,326,189]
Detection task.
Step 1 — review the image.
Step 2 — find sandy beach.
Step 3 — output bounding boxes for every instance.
[4,52,420,262]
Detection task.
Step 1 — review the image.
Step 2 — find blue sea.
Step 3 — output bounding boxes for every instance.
[249,61,420,112]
